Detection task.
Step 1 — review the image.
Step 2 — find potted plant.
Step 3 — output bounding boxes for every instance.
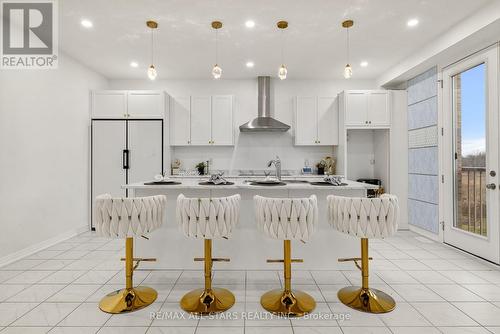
[196,162,206,175]
[316,160,326,175]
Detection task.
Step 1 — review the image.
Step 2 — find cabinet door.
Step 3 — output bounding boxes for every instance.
[345,92,368,127]
[91,120,126,205]
[190,96,212,145]
[211,95,234,145]
[92,91,127,118]
[295,96,318,145]
[127,91,164,118]
[127,120,163,183]
[368,92,390,127]
[317,97,338,145]
[170,97,191,145]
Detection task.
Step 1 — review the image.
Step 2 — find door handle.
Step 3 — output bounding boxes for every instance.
[486,183,496,190]
[123,149,130,169]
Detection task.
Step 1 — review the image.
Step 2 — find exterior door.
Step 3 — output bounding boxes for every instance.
[443,46,499,263]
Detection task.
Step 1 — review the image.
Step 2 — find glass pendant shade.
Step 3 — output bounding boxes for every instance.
[212,64,222,79]
[278,64,287,80]
[147,65,157,80]
[344,64,352,79]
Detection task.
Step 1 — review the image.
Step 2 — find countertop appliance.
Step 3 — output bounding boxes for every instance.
[356,178,382,198]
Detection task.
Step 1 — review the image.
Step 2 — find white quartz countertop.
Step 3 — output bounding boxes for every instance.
[123,177,378,190]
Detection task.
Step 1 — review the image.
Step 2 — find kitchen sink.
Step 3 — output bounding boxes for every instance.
[283,180,309,183]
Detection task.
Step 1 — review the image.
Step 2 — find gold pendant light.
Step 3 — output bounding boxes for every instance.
[211,21,223,79]
[342,19,353,79]
[146,20,158,80]
[277,20,288,80]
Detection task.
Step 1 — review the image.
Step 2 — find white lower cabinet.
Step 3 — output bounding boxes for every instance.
[341,90,391,128]
[295,96,338,146]
[170,95,233,146]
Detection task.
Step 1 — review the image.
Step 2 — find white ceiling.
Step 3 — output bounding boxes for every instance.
[60,0,494,80]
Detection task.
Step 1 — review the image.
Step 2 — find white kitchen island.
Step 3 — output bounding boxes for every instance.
[123,177,378,270]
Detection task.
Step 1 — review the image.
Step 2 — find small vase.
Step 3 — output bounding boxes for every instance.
[197,167,205,175]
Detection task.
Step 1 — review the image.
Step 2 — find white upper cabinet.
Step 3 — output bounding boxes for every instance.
[344,92,367,126]
[211,95,234,145]
[317,97,339,145]
[295,97,317,145]
[190,96,212,145]
[127,91,165,118]
[170,97,191,146]
[368,91,390,126]
[295,96,338,146]
[170,95,234,146]
[91,90,165,119]
[342,90,391,128]
[92,91,127,118]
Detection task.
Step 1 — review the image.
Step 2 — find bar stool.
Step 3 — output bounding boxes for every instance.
[254,195,318,317]
[93,194,167,314]
[327,194,399,313]
[176,194,241,315]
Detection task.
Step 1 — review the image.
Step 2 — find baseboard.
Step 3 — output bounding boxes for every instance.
[409,224,440,241]
[0,225,89,268]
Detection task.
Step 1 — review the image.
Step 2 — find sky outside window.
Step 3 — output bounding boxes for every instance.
[460,63,486,157]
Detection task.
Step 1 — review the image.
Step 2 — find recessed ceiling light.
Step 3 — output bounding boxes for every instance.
[407,18,419,27]
[80,19,93,28]
[130,61,138,68]
[246,61,254,68]
[360,61,368,67]
[245,20,255,28]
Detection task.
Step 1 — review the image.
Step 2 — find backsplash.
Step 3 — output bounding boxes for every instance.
[172,132,334,174]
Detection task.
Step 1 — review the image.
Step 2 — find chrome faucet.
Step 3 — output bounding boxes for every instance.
[267,156,282,181]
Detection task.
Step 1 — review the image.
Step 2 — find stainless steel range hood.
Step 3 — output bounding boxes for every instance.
[239,76,290,132]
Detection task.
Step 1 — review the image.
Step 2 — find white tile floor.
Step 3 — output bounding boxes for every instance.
[1,230,500,333]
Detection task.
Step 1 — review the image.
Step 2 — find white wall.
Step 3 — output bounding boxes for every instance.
[109,78,377,173]
[0,53,108,263]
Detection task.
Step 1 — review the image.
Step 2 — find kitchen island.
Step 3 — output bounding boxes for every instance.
[123,177,377,270]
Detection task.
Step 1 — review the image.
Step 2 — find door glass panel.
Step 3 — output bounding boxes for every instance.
[453,63,487,236]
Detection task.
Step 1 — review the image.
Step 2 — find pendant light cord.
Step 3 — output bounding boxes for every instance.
[215,28,218,65]
[346,28,350,64]
[150,28,154,65]
[281,29,285,65]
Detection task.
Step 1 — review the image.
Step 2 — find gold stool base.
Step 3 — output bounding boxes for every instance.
[261,289,316,317]
[338,286,395,314]
[99,286,158,314]
[180,288,235,315]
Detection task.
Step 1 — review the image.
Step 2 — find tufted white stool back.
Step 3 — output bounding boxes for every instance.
[254,195,318,241]
[176,194,241,239]
[94,194,167,238]
[327,194,399,238]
